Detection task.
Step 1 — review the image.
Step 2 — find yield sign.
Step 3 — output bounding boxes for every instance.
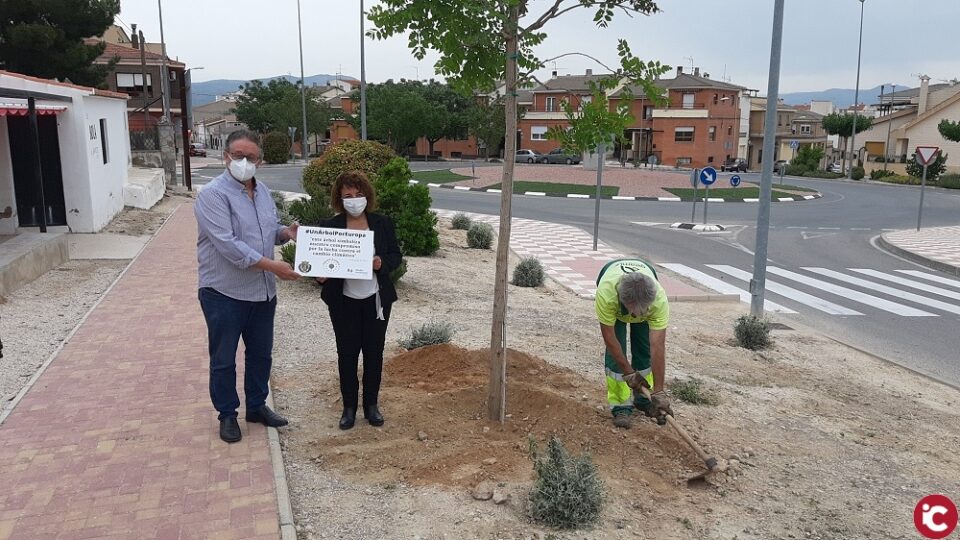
[915,146,940,166]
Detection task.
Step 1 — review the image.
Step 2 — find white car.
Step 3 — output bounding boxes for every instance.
[827,162,842,173]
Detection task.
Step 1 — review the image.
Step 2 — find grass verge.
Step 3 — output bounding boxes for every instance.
[664,187,801,200]
[488,181,620,197]
[411,169,473,184]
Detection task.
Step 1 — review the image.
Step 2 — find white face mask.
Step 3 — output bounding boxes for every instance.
[343,196,367,217]
[228,157,257,182]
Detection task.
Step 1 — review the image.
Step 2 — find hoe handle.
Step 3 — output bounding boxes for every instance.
[639,386,718,470]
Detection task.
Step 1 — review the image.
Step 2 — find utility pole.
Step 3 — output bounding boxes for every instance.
[297,0,309,160]
[750,0,785,317]
[138,29,150,131]
[847,0,866,178]
[157,0,171,122]
[884,83,895,172]
[360,0,368,140]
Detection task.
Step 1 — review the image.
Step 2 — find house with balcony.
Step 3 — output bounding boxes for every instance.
[747,98,828,169]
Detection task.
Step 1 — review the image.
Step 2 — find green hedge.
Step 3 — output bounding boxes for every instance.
[263,131,291,164]
[302,140,396,200]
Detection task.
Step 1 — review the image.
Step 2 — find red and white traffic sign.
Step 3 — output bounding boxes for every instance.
[916,146,940,166]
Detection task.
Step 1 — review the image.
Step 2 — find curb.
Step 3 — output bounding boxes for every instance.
[876,234,960,277]
[671,223,726,232]
[266,392,297,540]
[409,179,823,203]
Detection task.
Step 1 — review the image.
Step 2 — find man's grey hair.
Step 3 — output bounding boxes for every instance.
[617,272,658,316]
[225,129,262,153]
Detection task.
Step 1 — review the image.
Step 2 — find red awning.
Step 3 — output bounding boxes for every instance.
[0,104,67,116]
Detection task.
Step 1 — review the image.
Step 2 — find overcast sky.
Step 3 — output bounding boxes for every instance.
[118,0,960,95]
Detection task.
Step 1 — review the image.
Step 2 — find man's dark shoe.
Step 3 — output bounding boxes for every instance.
[364,405,384,427]
[245,405,289,427]
[339,407,356,430]
[220,417,242,443]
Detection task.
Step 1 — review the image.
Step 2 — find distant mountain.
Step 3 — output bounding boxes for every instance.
[190,73,350,107]
[780,85,905,108]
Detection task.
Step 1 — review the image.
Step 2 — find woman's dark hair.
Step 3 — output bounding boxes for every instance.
[330,171,377,214]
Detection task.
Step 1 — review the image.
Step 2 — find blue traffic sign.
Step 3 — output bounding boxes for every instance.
[790,140,799,150]
[699,167,718,186]
[730,174,741,187]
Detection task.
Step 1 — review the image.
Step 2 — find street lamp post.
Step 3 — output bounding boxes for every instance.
[847,0,866,179]
[157,0,171,122]
[360,0,368,140]
[884,83,895,173]
[297,0,309,161]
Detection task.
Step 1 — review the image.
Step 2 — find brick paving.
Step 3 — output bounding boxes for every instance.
[434,209,713,300]
[0,204,281,540]
[883,226,960,273]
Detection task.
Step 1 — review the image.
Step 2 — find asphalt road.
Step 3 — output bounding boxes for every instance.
[195,164,960,387]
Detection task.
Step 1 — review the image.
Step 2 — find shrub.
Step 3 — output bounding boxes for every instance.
[851,166,865,181]
[467,222,494,249]
[906,153,948,182]
[288,196,333,226]
[940,174,960,190]
[670,378,717,405]
[511,257,545,287]
[375,158,440,256]
[390,257,407,284]
[784,164,807,177]
[869,169,896,180]
[263,131,291,164]
[451,212,472,230]
[398,320,455,350]
[271,191,293,225]
[279,242,296,266]
[878,174,916,185]
[528,436,604,529]
[734,315,772,350]
[301,139,396,200]
[803,170,842,179]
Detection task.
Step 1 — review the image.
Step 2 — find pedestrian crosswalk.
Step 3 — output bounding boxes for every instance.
[661,263,960,317]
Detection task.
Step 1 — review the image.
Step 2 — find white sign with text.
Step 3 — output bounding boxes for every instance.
[293,227,374,279]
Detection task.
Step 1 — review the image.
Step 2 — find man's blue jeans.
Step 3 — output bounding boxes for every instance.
[198,288,276,420]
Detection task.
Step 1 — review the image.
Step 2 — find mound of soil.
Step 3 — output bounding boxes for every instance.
[308,344,703,496]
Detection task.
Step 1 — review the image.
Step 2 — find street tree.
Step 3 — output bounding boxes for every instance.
[370,0,665,422]
[822,112,874,167]
[234,79,333,144]
[468,96,508,160]
[0,0,120,87]
[421,81,474,159]
[347,80,432,154]
[939,119,960,143]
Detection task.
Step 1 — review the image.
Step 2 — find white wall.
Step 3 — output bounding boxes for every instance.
[0,117,15,235]
[906,99,960,172]
[81,96,130,232]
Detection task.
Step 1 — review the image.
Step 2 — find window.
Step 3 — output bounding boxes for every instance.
[99,119,109,164]
[708,156,714,163]
[116,73,153,93]
[800,124,812,135]
[728,126,733,136]
[545,97,556,112]
[674,127,694,142]
[677,157,692,165]
[778,114,783,126]
[708,126,716,141]
[713,93,718,105]
[531,126,548,140]
[643,106,654,120]
[682,93,695,109]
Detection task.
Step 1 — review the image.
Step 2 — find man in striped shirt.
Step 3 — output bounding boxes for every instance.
[195,130,300,443]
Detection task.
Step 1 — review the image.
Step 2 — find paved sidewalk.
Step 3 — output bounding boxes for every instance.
[881,226,960,277]
[434,209,732,301]
[0,204,283,539]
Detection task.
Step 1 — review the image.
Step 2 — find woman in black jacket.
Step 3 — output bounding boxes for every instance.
[317,171,402,429]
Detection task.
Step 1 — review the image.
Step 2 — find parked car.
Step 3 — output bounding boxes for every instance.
[189,143,207,158]
[720,158,748,172]
[539,148,582,165]
[827,162,842,173]
[773,160,789,174]
[515,149,542,163]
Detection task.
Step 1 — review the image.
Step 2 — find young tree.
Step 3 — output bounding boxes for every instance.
[370,0,664,422]
[906,153,948,183]
[822,112,874,168]
[0,0,120,87]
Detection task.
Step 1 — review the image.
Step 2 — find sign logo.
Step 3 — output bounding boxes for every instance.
[323,259,340,272]
[297,261,312,274]
[914,495,958,539]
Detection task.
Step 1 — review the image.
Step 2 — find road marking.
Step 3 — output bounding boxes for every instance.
[524,191,546,196]
[567,194,590,198]
[743,198,760,202]
[896,270,960,290]
[778,197,795,202]
[817,227,841,230]
[707,265,862,315]
[766,267,936,316]
[850,228,872,231]
[660,264,796,313]
[800,267,952,316]
[453,186,471,191]
[631,222,666,227]
[786,226,808,230]
[801,231,836,240]
[612,196,636,201]
[850,269,960,302]
[658,197,682,202]
[487,189,502,193]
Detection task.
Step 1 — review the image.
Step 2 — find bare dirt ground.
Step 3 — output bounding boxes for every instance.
[271,221,960,540]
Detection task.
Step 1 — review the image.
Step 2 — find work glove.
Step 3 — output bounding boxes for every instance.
[645,391,673,418]
[622,371,649,391]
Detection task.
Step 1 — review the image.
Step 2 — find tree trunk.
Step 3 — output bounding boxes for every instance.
[487,4,520,423]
